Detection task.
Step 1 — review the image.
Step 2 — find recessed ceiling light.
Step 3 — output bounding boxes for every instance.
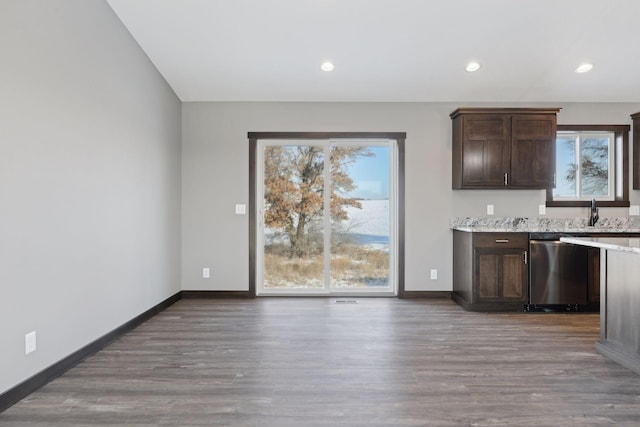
[321,61,335,72]
[575,63,593,73]
[465,61,481,72]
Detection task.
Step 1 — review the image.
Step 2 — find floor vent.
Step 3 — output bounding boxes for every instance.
[334,299,358,304]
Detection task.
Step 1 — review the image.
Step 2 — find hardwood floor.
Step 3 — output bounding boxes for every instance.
[2,298,639,426]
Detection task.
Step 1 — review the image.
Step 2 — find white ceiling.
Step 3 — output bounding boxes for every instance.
[106,0,640,103]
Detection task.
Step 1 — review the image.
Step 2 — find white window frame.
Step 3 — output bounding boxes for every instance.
[553,131,615,201]
[255,138,398,297]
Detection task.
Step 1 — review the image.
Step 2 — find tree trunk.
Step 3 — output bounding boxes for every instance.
[290,213,307,258]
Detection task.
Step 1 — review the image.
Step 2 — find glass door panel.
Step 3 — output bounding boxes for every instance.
[261,144,325,290]
[329,145,391,291]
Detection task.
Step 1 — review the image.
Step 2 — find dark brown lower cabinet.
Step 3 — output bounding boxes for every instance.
[476,248,527,302]
[453,231,528,311]
[587,247,600,304]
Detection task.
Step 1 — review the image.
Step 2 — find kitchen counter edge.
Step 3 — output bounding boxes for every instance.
[559,236,640,254]
[450,217,640,233]
[452,226,640,233]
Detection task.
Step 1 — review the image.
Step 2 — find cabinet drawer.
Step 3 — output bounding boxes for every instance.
[474,233,528,248]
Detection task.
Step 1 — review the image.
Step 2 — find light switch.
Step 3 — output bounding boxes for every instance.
[235,204,246,215]
[630,205,640,216]
[202,268,210,279]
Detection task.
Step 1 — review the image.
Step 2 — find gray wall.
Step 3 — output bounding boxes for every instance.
[0,1,181,394]
[181,102,640,292]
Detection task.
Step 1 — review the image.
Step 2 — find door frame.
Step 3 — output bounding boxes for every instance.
[248,132,406,298]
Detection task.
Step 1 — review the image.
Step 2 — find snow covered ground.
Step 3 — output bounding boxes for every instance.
[340,199,389,247]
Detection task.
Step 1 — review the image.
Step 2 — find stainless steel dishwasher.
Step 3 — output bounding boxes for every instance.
[528,233,591,311]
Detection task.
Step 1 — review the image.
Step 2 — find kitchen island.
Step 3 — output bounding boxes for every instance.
[560,237,640,375]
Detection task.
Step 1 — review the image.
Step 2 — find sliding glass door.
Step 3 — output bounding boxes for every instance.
[256,139,397,295]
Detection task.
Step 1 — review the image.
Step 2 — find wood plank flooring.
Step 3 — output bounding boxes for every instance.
[2,298,639,426]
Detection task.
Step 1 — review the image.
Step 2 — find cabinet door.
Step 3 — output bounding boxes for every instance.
[475,248,527,303]
[510,115,556,188]
[462,115,510,187]
[501,251,527,300]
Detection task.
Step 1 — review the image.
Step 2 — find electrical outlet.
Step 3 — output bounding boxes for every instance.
[630,205,640,216]
[430,269,438,280]
[539,204,546,215]
[25,331,36,355]
[235,204,246,215]
[487,205,494,215]
[202,268,210,278]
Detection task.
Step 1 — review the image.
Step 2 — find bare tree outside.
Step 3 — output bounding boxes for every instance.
[263,145,372,258]
[562,137,609,197]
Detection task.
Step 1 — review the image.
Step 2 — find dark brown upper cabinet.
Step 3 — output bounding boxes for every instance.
[451,108,560,189]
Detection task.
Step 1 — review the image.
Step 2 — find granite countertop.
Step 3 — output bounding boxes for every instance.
[560,236,640,254]
[451,217,640,233]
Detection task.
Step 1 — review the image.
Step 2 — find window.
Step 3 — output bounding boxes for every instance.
[554,131,615,200]
[546,125,630,207]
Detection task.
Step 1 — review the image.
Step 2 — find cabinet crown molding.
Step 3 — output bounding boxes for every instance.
[450,107,562,119]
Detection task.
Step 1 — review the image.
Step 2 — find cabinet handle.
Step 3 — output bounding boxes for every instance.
[495,239,509,243]
[524,250,528,265]
[504,172,508,186]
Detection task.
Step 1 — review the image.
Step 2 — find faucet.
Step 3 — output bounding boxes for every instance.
[589,198,599,226]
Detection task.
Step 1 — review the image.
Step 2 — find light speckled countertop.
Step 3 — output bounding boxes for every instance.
[451,217,640,233]
[560,237,640,254]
